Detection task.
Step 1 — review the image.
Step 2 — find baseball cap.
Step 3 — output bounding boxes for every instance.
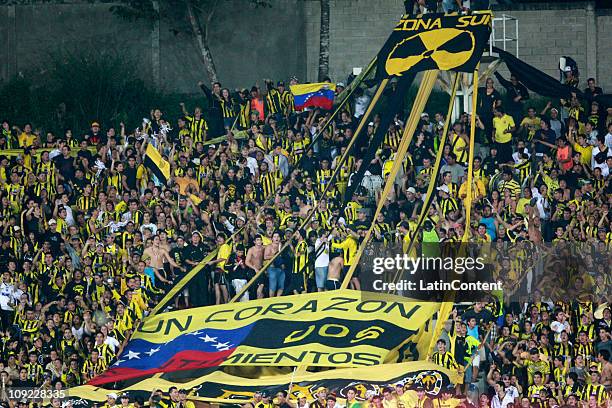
[48,219,57,225]
[436,185,450,194]
[91,121,100,127]
[336,82,345,88]
[107,393,118,399]
[407,187,417,194]
[564,66,572,72]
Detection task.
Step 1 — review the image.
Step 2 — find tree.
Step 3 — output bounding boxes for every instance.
[109,0,270,84]
[317,0,330,82]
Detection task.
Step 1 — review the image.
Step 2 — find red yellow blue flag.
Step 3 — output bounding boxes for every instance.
[290,82,336,111]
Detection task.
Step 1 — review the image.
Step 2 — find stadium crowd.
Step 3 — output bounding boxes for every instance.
[0,50,611,406]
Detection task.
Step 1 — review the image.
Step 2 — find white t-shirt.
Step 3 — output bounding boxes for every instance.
[140,223,158,235]
[591,145,612,172]
[605,132,612,149]
[246,156,258,177]
[0,282,15,311]
[314,238,330,268]
[63,207,76,226]
[491,392,515,408]
[105,335,121,353]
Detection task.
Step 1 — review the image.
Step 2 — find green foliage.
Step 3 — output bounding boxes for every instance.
[0,49,200,136]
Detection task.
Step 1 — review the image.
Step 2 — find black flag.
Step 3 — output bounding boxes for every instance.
[376,12,492,80]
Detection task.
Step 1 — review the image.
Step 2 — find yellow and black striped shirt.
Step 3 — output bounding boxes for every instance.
[440,197,459,217]
[316,168,332,191]
[220,98,237,119]
[281,90,294,115]
[432,351,459,369]
[77,195,96,212]
[19,317,40,336]
[293,240,308,274]
[515,160,531,184]
[259,172,277,199]
[384,129,402,151]
[499,179,521,200]
[344,201,361,225]
[266,88,284,115]
[582,383,607,403]
[185,115,208,142]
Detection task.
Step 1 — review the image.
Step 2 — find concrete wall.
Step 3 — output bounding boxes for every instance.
[303,0,404,83]
[489,1,612,91]
[303,0,612,91]
[596,9,612,90]
[0,1,610,94]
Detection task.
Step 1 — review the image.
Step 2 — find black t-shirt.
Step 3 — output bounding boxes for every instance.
[482,155,500,177]
[185,243,206,264]
[12,378,35,387]
[410,141,431,166]
[43,231,63,255]
[65,280,86,298]
[534,129,556,155]
[226,254,251,281]
[477,87,501,117]
[77,147,93,163]
[170,246,186,267]
[72,175,89,191]
[54,155,75,180]
[124,166,137,191]
[462,306,494,326]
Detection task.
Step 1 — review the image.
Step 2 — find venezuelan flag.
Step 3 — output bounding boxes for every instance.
[290,82,336,111]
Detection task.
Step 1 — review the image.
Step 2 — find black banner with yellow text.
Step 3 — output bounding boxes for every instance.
[376,12,492,79]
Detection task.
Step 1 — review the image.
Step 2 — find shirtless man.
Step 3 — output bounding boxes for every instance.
[326,236,343,292]
[245,235,266,299]
[598,349,612,389]
[264,231,283,297]
[142,235,184,287]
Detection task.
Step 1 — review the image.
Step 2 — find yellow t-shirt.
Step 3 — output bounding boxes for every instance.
[396,391,418,408]
[451,134,468,163]
[493,114,515,144]
[520,116,541,140]
[458,179,485,200]
[18,132,37,148]
[573,143,593,166]
[217,243,232,271]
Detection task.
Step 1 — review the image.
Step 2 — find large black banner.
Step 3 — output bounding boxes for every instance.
[376,12,492,79]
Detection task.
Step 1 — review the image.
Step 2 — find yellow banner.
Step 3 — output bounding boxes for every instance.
[69,361,461,405]
[91,290,443,385]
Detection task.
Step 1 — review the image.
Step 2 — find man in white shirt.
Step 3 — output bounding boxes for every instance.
[314,234,330,292]
[491,382,515,408]
[0,271,15,330]
[592,136,611,173]
[241,146,259,177]
[604,122,612,149]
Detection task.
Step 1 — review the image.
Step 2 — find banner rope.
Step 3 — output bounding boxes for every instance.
[340,71,439,289]
[229,78,390,303]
